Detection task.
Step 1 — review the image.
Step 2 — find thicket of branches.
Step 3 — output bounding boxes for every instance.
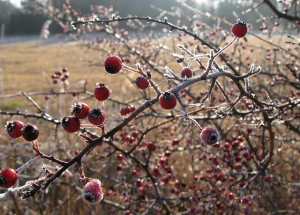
[0,0,300,214]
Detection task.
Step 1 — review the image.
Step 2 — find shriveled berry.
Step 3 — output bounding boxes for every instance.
[231,20,248,38]
[88,108,106,125]
[5,120,24,139]
[94,83,110,101]
[104,55,123,74]
[200,126,219,145]
[22,124,39,141]
[0,168,18,188]
[62,116,80,133]
[82,179,103,204]
[159,92,177,110]
[181,67,193,78]
[71,102,90,119]
[135,76,149,89]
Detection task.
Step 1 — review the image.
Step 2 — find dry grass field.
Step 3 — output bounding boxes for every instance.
[0,34,287,95]
[0,33,288,103]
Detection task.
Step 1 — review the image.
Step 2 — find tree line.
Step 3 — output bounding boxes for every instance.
[0,0,289,35]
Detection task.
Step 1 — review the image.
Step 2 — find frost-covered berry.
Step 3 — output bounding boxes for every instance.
[0,168,18,188]
[231,20,248,38]
[5,120,24,139]
[135,76,149,89]
[104,55,123,74]
[82,179,103,204]
[94,83,110,101]
[62,116,80,133]
[22,124,39,141]
[159,92,177,110]
[71,102,90,119]
[181,67,193,78]
[200,126,219,145]
[88,108,106,125]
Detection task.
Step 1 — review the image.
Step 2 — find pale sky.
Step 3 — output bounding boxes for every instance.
[7,0,210,8]
[8,0,22,7]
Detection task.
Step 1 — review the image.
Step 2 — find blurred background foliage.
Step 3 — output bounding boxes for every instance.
[0,0,292,35]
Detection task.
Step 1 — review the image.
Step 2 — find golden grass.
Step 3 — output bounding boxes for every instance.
[0,41,106,93]
[0,34,288,95]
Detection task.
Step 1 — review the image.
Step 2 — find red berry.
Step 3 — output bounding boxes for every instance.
[135,76,149,89]
[5,120,24,139]
[88,108,106,125]
[181,67,193,78]
[158,158,165,164]
[152,167,160,176]
[82,179,103,204]
[200,126,219,145]
[264,175,271,182]
[147,142,156,151]
[135,179,142,187]
[117,154,124,161]
[129,106,135,113]
[231,20,248,38]
[22,124,39,141]
[0,168,18,188]
[120,107,129,115]
[117,164,123,171]
[132,170,137,176]
[104,55,122,74]
[164,150,171,157]
[62,67,67,73]
[159,92,177,110]
[163,176,170,184]
[228,192,235,200]
[172,139,179,146]
[94,83,110,101]
[241,196,249,204]
[132,130,138,138]
[71,102,90,119]
[234,163,243,170]
[62,116,80,133]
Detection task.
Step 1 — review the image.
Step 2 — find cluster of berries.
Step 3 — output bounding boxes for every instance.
[51,67,69,84]
[62,102,105,132]
[5,120,39,141]
[104,55,178,110]
[120,106,135,116]
[2,121,40,189]
[62,83,110,132]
